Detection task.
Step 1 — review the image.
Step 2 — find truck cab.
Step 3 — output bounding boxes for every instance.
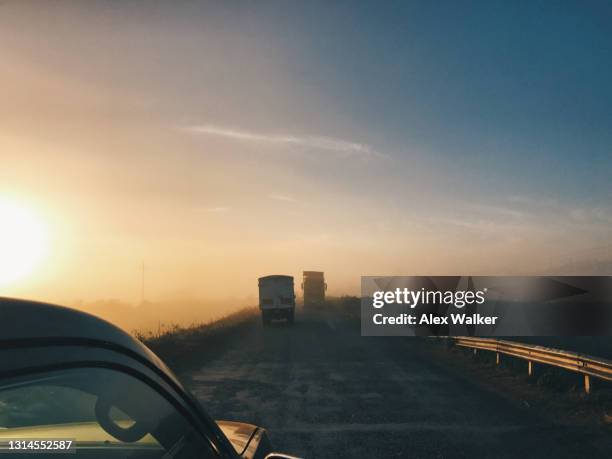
[258,275,295,326]
[301,271,326,308]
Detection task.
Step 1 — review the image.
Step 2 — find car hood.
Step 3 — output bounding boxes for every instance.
[216,420,259,456]
[0,421,269,458]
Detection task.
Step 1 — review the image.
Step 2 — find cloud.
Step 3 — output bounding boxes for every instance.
[569,207,612,224]
[197,206,230,213]
[269,193,296,202]
[468,204,528,220]
[181,124,384,158]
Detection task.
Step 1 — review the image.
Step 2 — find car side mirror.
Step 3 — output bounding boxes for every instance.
[265,454,302,459]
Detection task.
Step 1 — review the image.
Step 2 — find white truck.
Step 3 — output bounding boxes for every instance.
[258,275,295,326]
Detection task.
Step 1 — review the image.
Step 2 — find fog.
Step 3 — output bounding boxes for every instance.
[1,2,610,330]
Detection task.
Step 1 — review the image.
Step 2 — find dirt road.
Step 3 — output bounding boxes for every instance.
[182,308,611,458]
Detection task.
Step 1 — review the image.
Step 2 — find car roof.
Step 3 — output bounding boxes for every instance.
[0,297,161,366]
[0,298,246,458]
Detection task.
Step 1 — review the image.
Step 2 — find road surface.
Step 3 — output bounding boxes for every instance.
[182,308,611,458]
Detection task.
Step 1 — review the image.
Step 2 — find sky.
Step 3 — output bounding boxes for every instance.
[1,1,611,312]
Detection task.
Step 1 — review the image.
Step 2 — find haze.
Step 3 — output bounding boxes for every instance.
[1,1,611,329]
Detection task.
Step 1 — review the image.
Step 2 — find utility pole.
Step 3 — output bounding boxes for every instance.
[141,260,145,305]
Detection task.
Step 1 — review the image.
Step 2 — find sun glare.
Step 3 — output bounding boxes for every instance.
[0,199,48,288]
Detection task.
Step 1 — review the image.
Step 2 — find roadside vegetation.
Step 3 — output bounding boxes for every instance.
[325,295,360,319]
[135,307,259,372]
[423,339,612,430]
[135,298,361,372]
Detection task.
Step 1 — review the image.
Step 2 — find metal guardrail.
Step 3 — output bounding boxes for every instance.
[452,337,612,394]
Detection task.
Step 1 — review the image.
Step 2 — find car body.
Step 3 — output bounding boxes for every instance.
[0,297,297,459]
[258,276,295,325]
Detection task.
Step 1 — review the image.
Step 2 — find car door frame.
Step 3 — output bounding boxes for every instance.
[0,337,240,459]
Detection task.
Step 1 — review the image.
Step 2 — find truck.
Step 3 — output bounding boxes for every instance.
[258,275,295,326]
[302,271,326,308]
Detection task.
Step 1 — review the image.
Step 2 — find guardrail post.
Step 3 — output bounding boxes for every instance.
[496,352,500,365]
[473,348,477,356]
[584,375,591,395]
[528,361,533,377]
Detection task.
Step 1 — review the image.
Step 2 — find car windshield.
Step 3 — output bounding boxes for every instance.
[0,368,218,459]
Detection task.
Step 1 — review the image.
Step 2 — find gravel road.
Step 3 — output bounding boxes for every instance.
[182,308,612,458]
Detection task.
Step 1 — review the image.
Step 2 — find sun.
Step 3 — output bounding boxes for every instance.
[0,199,49,288]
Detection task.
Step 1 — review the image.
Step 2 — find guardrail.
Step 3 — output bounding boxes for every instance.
[451,337,612,394]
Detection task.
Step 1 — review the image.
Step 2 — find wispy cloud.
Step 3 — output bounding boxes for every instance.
[467,204,528,220]
[269,193,296,203]
[569,206,612,224]
[181,124,384,158]
[196,206,230,213]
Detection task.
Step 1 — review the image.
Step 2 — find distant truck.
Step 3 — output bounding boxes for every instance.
[302,271,326,308]
[258,275,295,326]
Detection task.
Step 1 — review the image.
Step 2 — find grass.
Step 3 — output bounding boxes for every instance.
[325,295,360,319]
[135,307,259,372]
[421,339,612,431]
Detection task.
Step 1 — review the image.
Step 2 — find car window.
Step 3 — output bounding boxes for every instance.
[0,368,219,459]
